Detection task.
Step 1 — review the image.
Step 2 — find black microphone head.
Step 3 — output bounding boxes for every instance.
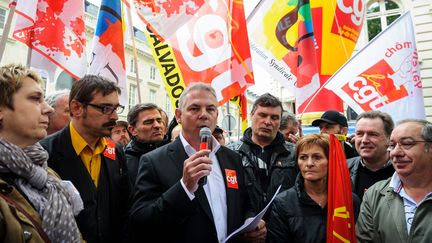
[199,127,212,137]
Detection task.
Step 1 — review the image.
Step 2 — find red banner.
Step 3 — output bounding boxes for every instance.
[326,134,356,243]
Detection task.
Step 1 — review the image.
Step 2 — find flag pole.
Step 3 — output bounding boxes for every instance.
[0,3,16,63]
[124,0,142,103]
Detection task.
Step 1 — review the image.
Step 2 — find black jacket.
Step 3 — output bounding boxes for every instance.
[267,175,360,243]
[227,128,297,215]
[347,156,394,200]
[129,139,252,243]
[124,137,160,187]
[40,126,130,243]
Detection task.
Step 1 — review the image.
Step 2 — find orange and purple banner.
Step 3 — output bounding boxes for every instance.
[327,134,356,243]
[248,0,365,122]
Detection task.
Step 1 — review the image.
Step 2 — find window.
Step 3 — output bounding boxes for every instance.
[129,84,137,110]
[129,58,136,73]
[85,0,99,16]
[365,0,402,41]
[165,94,172,118]
[133,27,148,44]
[56,71,76,90]
[150,66,156,80]
[149,89,156,103]
[0,8,6,29]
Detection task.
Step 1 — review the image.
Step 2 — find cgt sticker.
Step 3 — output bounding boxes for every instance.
[103,139,116,160]
[225,169,238,189]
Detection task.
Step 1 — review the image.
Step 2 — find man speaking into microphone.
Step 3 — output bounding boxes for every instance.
[130,83,266,243]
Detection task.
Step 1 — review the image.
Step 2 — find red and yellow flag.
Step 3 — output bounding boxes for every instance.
[326,134,356,243]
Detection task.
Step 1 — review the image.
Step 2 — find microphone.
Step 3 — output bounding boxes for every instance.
[198,127,212,186]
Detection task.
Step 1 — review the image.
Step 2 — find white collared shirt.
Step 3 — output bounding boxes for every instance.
[179,132,227,243]
[389,173,432,233]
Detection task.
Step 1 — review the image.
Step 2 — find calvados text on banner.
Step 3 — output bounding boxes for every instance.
[145,26,187,110]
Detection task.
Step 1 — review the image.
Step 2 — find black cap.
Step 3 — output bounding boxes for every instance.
[213,126,224,134]
[311,110,348,127]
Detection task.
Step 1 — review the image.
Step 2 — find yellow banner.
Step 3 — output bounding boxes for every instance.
[311,0,364,75]
[145,27,186,111]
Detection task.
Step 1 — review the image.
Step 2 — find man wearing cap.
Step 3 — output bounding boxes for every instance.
[312,110,358,159]
[213,126,225,146]
[110,120,130,147]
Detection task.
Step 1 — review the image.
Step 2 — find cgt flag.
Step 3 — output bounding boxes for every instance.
[140,0,254,107]
[89,0,128,106]
[13,0,86,81]
[325,12,425,122]
[327,134,356,243]
[134,0,206,41]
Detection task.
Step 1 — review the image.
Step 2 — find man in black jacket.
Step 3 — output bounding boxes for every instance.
[227,93,297,217]
[130,83,266,243]
[348,110,395,200]
[40,75,130,243]
[124,103,165,186]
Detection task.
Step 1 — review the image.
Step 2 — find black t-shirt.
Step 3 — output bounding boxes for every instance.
[355,163,394,200]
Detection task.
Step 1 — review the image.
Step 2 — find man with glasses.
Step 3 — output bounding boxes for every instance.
[348,110,395,201]
[125,103,165,187]
[357,119,432,242]
[41,75,130,243]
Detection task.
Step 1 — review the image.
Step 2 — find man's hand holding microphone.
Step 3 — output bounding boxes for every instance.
[182,127,212,193]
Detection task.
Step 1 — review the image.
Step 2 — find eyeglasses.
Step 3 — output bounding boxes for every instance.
[387,140,430,152]
[86,103,125,115]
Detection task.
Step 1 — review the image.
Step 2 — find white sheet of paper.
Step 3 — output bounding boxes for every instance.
[223,184,282,243]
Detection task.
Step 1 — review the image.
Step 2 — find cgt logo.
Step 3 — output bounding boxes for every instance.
[225,169,238,189]
[103,139,116,160]
[342,59,408,111]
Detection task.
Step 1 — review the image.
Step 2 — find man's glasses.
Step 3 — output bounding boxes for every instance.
[86,103,125,115]
[387,139,430,152]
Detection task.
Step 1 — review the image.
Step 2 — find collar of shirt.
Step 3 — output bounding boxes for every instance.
[389,172,432,201]
[360,159,392,170]
[389,172,432,234]
[179,132,221,156]
[70,122,107,156]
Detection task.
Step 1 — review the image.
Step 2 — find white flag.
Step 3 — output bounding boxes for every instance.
[325,12,425,122]
[13,0,87,81]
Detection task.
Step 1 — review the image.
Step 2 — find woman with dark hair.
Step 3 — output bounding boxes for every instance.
[266,134,359,243]
[0,64,83,242]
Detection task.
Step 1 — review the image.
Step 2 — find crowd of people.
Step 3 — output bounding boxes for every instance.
[1,63,431,243]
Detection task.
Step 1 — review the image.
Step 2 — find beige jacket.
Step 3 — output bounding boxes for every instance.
[0,177,46,243]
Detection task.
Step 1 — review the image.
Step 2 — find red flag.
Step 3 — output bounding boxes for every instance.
[13,0,87,80]
[327,134,356,243]
[140,0,254,106]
